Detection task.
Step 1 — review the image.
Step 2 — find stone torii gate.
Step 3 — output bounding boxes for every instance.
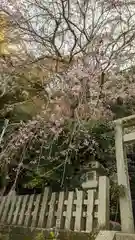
[115,114,135,233]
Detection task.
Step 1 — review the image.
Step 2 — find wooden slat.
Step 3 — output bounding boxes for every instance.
[71,211,97,218]
[98,176,110,229]
[84,199,98,206]
[65,198,98,206]
[0,197,6,219]
[74,190,83,231]
[18,195,29,225]
[7,195,17,224]
[1,195,12,222]
[38,188,49,228]
[24,194,35,227]
[65,191,74,229]
[46,192,56,228]
[86,190,94,232]
[12,196,23,225]
[70,211,96,218]
[56,192,64,229]
[31,194,41,227]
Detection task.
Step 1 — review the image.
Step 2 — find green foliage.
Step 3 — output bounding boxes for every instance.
[111,182,125,200]
[35,232,44,240]
[110,182,126,221]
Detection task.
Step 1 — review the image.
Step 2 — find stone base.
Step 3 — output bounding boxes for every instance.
[0,225,94,240]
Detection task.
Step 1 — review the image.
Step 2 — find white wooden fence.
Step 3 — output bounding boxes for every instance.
[0,176,109,232]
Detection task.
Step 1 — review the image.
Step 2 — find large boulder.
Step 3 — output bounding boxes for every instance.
[110,221,121,231]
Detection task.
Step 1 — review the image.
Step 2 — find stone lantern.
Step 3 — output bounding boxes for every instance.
[81,161,107,189]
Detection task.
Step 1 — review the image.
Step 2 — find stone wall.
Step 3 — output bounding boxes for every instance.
[0,226,93,240]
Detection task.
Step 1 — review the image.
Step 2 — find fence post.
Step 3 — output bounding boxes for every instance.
[115,121,134,233]
[98,176,110,230]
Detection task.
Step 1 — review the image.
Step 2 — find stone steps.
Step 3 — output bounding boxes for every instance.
[95,231,135,240]
[116,233,135,240]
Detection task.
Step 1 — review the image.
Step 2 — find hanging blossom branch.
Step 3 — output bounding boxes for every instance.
[0,119,9,145]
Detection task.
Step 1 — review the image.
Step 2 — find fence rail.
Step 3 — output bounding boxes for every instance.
[0,176,109,232]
